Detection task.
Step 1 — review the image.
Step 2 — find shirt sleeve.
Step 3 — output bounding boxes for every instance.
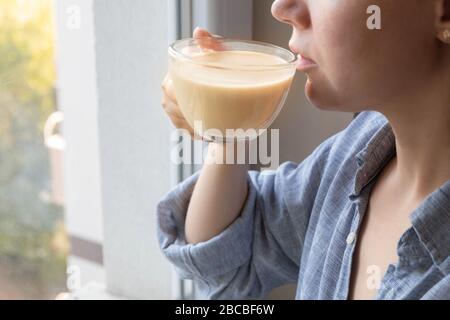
[156,134,338,299]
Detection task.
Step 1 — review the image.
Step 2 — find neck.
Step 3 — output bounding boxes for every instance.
[379,65,450,199]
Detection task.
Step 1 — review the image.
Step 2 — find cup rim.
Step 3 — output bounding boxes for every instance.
[168,36,297,71]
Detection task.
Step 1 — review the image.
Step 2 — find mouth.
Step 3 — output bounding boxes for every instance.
[295,53,318,72]
[289,44,318,71]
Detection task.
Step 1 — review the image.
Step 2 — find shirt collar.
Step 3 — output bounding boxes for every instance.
[351,119,396,198]
[350,117,450,275]
[410,181,450,274]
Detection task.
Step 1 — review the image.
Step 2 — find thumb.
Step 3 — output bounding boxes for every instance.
[193,27,225,51]
[193,27,213,38]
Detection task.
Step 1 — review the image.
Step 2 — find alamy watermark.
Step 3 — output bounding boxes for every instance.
[66,265,82,292]
[367,5,381,30]
[66,5,81,30]
[171,121,280,170]
[366,265,382,290]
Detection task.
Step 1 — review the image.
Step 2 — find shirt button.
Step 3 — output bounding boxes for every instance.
[346,232,356,245]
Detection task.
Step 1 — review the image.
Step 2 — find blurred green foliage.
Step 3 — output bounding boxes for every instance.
[0,0,67,299]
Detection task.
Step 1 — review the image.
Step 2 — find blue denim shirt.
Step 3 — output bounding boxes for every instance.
[157,111,450,300]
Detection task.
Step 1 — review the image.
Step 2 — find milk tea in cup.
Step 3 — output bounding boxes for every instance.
[169,39,297,142]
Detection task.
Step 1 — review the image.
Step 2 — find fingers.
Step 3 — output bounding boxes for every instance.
[161,95,199,140]
[162,74,177,103]
[193,27,212,39]
[162,99,196,138]
[161,92,183,119]
[193,27,225,51]
[162,74,185,122]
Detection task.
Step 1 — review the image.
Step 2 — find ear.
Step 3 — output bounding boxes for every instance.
[436,0,450,43]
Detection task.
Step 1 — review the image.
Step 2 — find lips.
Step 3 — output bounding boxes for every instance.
[296,53,317,71]
[289,45,318,71]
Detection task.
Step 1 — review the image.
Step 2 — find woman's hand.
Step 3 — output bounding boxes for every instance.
[161,28,222,139]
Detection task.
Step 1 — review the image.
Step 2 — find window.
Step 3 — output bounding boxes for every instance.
[0,0,67,299]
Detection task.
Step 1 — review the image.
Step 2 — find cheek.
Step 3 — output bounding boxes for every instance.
[309,0,437,108]
[313,1,376,105]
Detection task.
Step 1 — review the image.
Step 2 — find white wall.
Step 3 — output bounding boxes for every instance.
[54,0,103,244]
[54,0,106,292]
[93,0,173,299]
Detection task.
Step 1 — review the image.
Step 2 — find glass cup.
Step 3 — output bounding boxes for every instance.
[168,37,297,142]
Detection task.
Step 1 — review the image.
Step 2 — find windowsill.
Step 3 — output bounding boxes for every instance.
[56,282,125,300]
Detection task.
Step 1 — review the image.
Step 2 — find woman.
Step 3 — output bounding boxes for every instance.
[158,0,450,300]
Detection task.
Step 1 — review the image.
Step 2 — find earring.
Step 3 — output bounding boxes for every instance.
[436,0,450,43]
[438,28,450,43]
[444,29,450,40]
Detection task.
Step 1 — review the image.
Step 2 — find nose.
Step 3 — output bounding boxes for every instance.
[271,0,311,30]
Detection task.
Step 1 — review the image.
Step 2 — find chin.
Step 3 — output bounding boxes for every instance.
[304,78,366,113]
[305,78,340,111]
